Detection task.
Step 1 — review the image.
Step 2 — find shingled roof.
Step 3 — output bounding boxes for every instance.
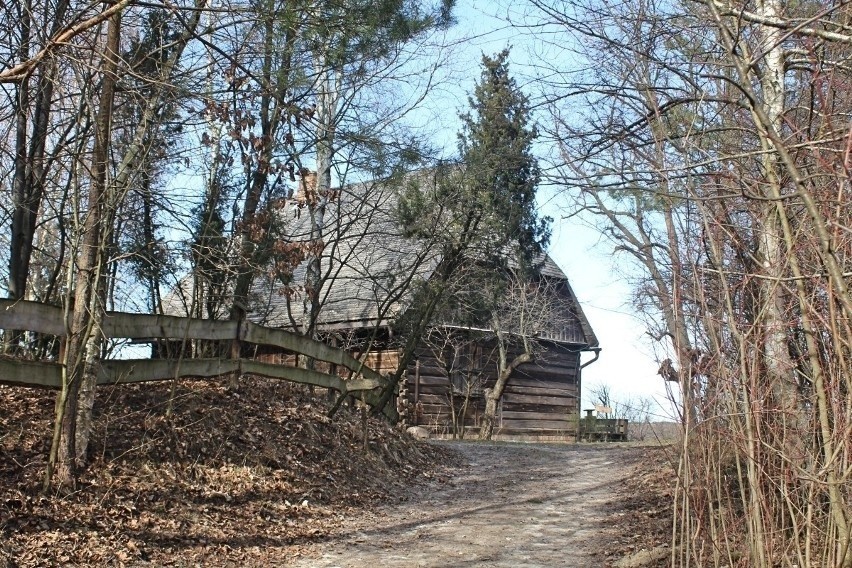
[248,170,599,349]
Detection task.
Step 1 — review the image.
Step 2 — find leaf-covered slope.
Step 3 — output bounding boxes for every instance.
[0,378,457,567]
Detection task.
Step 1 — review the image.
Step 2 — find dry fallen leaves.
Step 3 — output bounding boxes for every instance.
[0,378,458,567]
[599,445,675,568]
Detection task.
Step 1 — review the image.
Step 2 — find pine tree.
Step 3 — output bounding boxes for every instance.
[457,50,552,439]
[459,48,550,270]
[398,49,549,276]
[388,51,551,416]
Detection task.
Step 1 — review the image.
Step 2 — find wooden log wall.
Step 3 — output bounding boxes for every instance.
[502,344,581,436]
[254,349,399,376]
[358,350,400,375]
[406,340,581,438]
[403,345,463,432]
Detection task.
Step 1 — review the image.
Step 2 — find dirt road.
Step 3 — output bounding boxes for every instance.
[291,441,641,568]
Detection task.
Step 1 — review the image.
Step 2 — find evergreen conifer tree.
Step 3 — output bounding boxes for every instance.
[459,48,550,270]
[382,50,552,413]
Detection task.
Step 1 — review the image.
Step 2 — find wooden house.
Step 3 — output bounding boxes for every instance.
[403,257,599,440]
[170,170,600,439]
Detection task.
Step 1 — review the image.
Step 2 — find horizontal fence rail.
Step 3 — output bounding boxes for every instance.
[0,299,386,394]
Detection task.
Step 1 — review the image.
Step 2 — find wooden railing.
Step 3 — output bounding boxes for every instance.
[579,409,628,442]
[0,299,386,394]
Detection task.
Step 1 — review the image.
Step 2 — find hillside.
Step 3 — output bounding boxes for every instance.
[0,378,458,566]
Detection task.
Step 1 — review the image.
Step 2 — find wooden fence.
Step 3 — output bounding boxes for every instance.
[579,409,628,442]
[0,299,386,395]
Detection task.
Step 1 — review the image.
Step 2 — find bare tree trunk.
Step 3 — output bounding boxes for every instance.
[8,0,70,306]
[479,329,531,441]
[55,8,121,490]
[302,57,340,338]
[753,0,800,424]
[9,0,31,306]
[229,3,294,325]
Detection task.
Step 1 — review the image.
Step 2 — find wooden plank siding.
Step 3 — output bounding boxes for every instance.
[404,339,582,439]
[358,350,400,375]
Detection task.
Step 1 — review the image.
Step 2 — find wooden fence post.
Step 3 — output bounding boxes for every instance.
[229,304,245,390]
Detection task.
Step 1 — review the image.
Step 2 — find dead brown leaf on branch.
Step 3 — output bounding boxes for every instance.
[0,377,458,566]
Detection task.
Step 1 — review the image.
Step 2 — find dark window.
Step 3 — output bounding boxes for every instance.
[450,342,485,395]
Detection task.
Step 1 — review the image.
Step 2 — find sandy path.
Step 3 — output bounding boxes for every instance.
[290,441,639,568]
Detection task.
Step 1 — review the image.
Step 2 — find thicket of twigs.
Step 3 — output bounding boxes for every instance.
[671,179,852,567]
[516,0,852,565]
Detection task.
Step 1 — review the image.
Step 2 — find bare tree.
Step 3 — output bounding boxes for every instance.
[420,326,484,439]
[479,272,564,440]
[507,0,852,564]
[56,3,123,489]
